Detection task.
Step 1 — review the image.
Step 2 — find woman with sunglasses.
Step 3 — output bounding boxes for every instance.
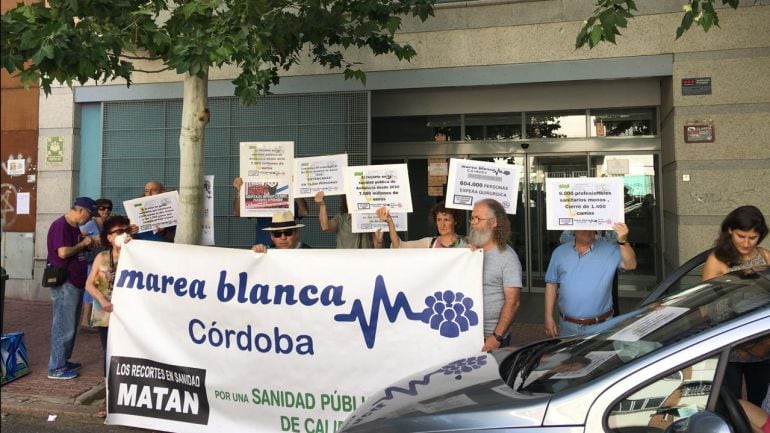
[84,215,132,417]
[78,198,113,330]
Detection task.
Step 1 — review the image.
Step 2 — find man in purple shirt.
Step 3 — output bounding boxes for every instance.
[46,197,97,379]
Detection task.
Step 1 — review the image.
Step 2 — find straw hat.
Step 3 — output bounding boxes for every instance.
[262,210,305,231]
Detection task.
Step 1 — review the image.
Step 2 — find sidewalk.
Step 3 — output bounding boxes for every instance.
[1,298,107,423]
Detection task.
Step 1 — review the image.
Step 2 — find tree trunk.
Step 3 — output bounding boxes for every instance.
[175,70,209,245]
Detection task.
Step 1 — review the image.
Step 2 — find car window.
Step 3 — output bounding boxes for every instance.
[658,263,706,299]
[502,270,769,396]
[606,355,719,432]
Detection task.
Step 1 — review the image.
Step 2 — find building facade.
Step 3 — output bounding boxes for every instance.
[2,0,769,300]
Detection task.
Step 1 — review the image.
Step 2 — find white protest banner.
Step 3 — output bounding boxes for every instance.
[239,141,294,178]
[123,191,180,233]
[293,154,347,198]
[239,177,293,218]
[445,159,520,214]
[351,212,408,233]
[106,242,483,433]
[545,177,624,230]
[344,164,412,213]
[201,175,215,246]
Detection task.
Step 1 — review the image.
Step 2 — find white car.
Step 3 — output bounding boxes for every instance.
[341,265,769,433]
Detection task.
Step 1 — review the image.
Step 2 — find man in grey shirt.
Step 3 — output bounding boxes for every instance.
[468,198,523,351]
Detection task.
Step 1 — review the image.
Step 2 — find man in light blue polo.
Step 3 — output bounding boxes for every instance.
[544,223,636,337]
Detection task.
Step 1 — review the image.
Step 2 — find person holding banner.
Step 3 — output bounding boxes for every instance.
[315,191,380,248]
[233,177,308,247]
[84,215,132,417]
[544,223,636,338]
[467,199,523,351]
[131,180,176,242]
[251,210,312,252]
[376,202,466,249]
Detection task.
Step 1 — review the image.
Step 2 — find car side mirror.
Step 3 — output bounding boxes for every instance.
[663,411,733,433]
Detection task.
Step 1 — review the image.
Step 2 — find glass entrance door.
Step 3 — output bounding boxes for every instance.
[527,154,590,287]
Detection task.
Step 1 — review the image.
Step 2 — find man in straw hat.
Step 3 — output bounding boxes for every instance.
[252,210,312,252]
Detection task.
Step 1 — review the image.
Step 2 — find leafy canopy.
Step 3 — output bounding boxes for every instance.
[1,0,435,102]
[576,0,741,49]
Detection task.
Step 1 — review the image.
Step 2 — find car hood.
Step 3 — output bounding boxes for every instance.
[340,350,549,433]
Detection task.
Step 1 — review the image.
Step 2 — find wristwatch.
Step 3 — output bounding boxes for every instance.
[491,332,504,343]
[617,239,627,245]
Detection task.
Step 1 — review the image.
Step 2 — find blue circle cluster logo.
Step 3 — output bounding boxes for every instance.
[422,290,479,337]
[439,355,487,379]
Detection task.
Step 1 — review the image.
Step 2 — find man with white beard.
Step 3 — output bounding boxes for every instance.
[468,199,522,351]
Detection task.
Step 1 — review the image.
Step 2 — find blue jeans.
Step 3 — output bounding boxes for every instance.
[48,282,84,372]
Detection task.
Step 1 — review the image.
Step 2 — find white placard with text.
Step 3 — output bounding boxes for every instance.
[545,177,624,230]
[344,164,413,213]
[293,154,347,198]
[445,159,520,214]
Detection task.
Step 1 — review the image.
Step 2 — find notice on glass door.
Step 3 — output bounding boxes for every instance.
[545,177,624,230]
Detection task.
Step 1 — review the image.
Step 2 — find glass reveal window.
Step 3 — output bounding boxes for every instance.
[372,115,461,143]
[464,113,522,140]
[526,111,587,138]
[591,107,656,137]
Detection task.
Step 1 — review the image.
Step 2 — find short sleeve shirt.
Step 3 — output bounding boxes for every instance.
[545,238,621,318]
[47,215,89,288]
[482,245,523,335]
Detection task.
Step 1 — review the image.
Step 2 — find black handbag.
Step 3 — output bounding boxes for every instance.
[42,265,68,287]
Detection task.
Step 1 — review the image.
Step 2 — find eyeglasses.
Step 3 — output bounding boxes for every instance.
[270,230,295,238]
[98,206,113,211]
[470,216,494,224]
[109,228,129,236]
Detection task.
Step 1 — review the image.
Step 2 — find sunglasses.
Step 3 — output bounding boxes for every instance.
[270,230,295,238]
[109,228,129,236]
[98,206,113,211]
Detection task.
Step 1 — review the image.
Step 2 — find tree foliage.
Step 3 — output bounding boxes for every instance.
[1,0,435,101]
[576,0,742,49]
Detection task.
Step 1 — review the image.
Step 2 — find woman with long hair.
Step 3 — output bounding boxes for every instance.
[702,205,769,280]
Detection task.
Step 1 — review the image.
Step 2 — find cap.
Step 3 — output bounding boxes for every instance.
[73,197,97,217]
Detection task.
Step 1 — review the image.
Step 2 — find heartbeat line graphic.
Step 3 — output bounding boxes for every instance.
[334,275,427,349]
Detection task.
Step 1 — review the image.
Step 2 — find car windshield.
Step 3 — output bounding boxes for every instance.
[501,268,770,395]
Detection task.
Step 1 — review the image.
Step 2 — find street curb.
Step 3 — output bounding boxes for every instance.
[1,392,105,424]
[76,382,106,405]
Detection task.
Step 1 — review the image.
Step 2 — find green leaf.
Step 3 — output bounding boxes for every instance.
[590,25,604,47]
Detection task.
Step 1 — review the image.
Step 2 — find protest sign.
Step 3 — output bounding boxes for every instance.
[239,177,293,218]
[239,142,293,178]
[351,212,408,233]
[123,191,179,233]
[445,159,520,214]
[344,164,412,213]
[106,242,483,433]
[293,154,347,198]
[545,177,624,230]
[201,175,215,245]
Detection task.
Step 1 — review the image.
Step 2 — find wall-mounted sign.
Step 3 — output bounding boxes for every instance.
[46,136,64,163]
[681,77,711,96]
[684,124,715,143]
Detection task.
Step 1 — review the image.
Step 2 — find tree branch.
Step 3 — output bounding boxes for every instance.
[122,53,163,61]
[132,66,173,73]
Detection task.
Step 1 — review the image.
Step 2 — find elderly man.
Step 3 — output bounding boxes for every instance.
[252,210,312,252]
[46,196,97,380]
[468,198,523,352]
[544,224,637,337]
[132,180,175,242]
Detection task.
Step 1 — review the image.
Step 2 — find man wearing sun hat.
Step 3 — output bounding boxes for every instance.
[251,210,312,252]
[45,196,98,380]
